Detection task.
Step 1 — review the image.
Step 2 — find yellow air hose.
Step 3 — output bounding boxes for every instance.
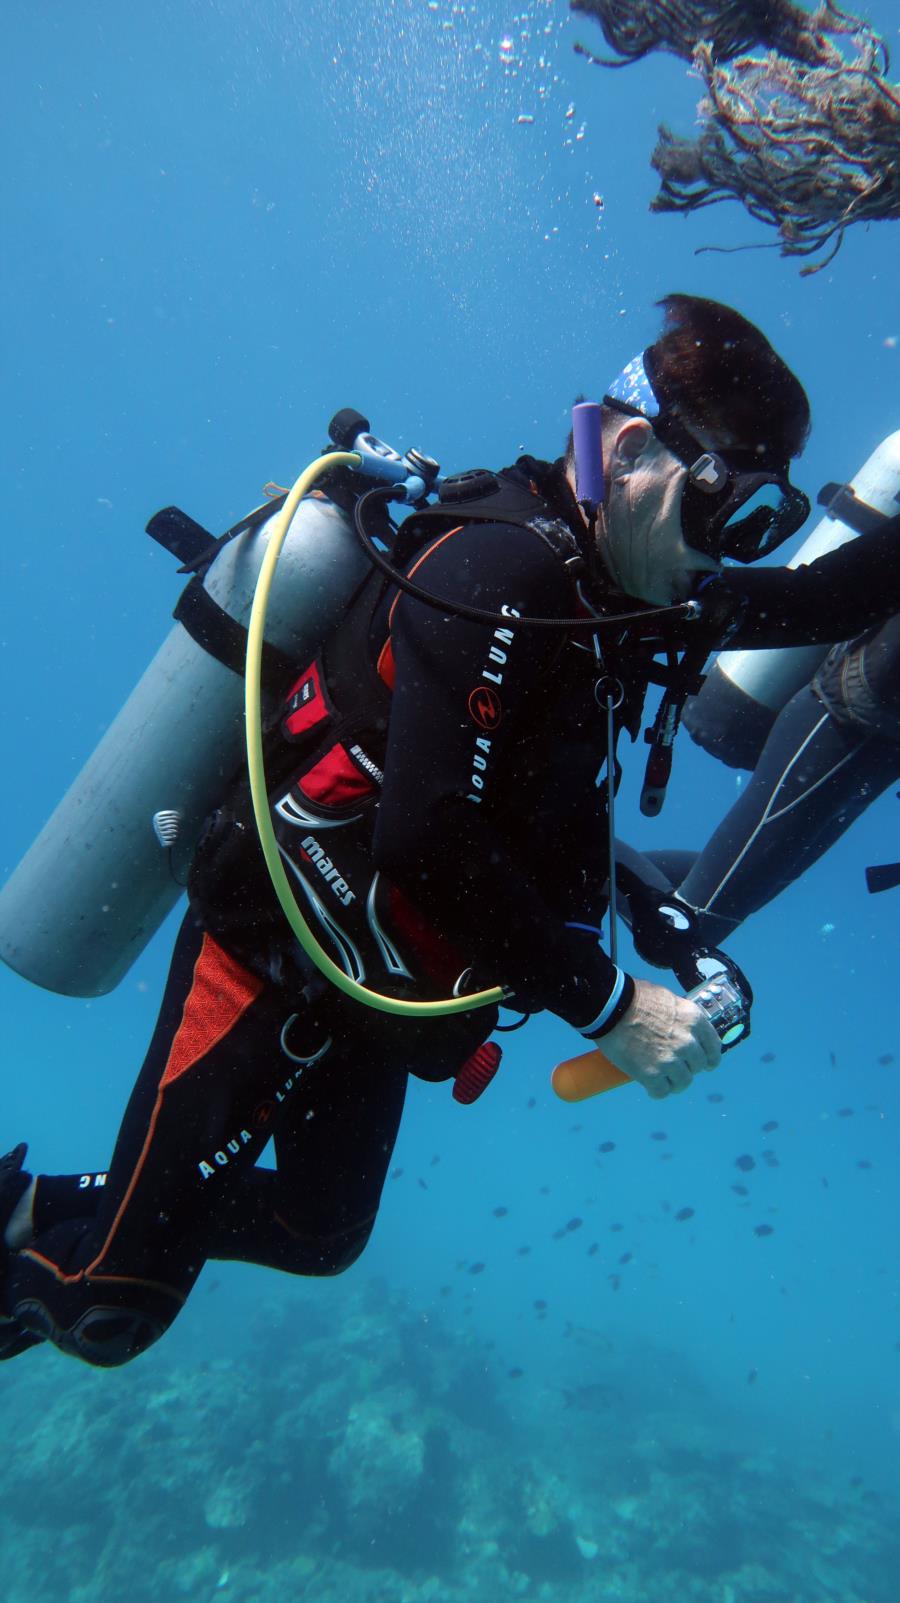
[244,450,505,1018]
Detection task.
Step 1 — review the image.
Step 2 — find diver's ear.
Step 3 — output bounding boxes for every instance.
[608,417,655,476]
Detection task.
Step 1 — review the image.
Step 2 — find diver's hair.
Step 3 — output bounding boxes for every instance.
[564,293,810,471]
[647,294,810,461]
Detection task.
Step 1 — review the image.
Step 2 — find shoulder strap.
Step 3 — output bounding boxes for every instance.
[397,469,586,576]
[173,577,297,692]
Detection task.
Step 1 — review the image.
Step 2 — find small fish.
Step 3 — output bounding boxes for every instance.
[508,1367,524,1379]
[527,1097,537,1108]
[516,1246,531,1256]
[675,1206,695,1222]
[598,1140,616,1153]
[469,1261,486,1274]
[569,1124,583,1133]
[760,1052,776,1063]
[747,1368,758,1385]
[430,1154,441,1166]
[618,1251,633,1265]
[418,1178,428,1190]
[857,1159,873,1170]
[651,1131,667,1142]
[761,1120,779,1132]
[587,1242,599,1256]
[390,1167,404,1179]
[763,1154,780,1168]
[566,1217,584,1232]
[610,1221,624,1232]
[534,1298,548,1310]
[837,1107,854,1118]
[735,1154,756,1172]
[552,1228,567,1240]
[439,1285,451,1296]
[878,1053,894,1066]
[753,1224,774,1237]
[608,1273,621,1291]
[829,1051,837,1067]
[492,1206,509,1218]
[539,1186,551,1195]
[731,1184,749,1197]
[707,1092,725,1104]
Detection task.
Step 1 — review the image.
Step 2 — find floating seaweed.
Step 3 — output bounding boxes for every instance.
[571,0,883,69]
[572,0,900,271]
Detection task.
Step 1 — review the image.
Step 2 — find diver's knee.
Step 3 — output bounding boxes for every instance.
[316,1228,371,1276]
[281,1219,374,1277]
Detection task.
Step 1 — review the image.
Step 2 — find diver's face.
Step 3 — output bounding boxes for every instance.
[602,420,721,604]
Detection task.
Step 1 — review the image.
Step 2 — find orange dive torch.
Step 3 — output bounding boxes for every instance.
[551,965,752,1102]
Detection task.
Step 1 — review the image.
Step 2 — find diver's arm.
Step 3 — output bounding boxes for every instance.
[698,515,900,649]
[372,521,633,1029]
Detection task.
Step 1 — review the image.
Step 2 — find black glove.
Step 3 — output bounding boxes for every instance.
[626,884,753,1007]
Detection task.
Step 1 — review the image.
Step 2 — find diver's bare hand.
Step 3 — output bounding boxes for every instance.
[595,978,720,1099]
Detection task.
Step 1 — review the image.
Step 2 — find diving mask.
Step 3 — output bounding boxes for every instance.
[604,351,810,564]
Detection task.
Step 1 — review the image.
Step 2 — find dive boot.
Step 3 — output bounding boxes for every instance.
[0,1143,30,1257]
[0,1142,41,1359]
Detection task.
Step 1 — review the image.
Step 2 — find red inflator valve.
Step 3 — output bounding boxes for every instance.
[453,1041,503,1104]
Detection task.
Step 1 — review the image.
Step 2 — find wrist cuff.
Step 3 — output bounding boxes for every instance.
[580,971,635,1039]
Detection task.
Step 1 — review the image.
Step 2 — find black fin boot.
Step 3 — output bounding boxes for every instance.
[0,1143,30,1250]
[0,1143,42,1360]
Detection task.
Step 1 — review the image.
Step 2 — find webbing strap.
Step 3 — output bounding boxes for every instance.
[174,577,296,692]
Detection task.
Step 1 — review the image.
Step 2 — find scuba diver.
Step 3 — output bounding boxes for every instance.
[5,292,900,1368]
[621,612,900,959]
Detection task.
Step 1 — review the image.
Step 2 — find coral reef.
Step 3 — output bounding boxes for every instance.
[0,1277,897,1602]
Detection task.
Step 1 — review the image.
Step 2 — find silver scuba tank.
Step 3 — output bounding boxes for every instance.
[0,494,369,997]
[684,431,900,769]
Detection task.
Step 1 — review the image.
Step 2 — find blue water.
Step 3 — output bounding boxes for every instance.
[2,3,899,1599]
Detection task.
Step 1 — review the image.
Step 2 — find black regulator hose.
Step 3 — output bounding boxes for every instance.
[353,485,699,635]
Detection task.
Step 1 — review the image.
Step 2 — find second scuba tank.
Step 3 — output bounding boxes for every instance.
[684,431,900,769]
[0,493,369,998]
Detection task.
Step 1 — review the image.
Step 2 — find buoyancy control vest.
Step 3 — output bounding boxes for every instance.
[191,463,594,1000]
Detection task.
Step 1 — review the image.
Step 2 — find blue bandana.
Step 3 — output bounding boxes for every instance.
[604,351,660,419]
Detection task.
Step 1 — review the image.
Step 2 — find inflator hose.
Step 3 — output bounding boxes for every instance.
[245,450,505,1018]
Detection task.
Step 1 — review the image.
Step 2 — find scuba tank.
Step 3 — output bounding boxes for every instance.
[0,494,369,997]
[0,413,434,999]
[684,431,900,769]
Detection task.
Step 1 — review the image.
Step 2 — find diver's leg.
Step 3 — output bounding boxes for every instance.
[204,1031,408,1276]
[202,1008,492,1276]
[2,916,300,1366]
[677,686,900,945]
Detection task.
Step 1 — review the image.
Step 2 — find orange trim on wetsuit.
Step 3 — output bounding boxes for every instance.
[160,934,263,1087]
[386,525,464,634]
[21,934,262,1293]
[377,525,465,689]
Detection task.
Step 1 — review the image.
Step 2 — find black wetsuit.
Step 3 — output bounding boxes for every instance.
[7,459,900,1366]
[645,615,900,945]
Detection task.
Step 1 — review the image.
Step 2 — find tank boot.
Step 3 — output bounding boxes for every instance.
[0,1143,42,1359]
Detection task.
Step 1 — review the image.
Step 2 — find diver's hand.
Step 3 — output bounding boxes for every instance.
[590,978,720,1099]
